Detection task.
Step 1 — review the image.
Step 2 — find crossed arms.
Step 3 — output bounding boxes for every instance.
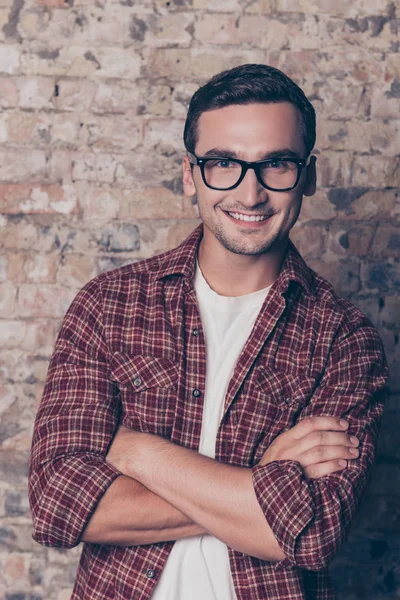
[29,280,388,570]
[82,417,360,562]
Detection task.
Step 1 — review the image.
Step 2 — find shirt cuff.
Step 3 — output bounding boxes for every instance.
[252,460,314,567]
[32,454,121,548]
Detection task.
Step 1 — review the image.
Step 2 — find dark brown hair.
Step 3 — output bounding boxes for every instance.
[183,63,316,157]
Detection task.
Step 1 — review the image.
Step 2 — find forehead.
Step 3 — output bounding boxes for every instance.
[195,102,305,159]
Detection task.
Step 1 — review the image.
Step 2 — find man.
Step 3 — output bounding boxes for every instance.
[29,64,388,600]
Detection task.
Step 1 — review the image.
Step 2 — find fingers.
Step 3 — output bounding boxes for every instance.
[298,444,359,468]
[296,430,359,455]
[259,416,360,469]
[303,460,348,480]
[290,416,349,440]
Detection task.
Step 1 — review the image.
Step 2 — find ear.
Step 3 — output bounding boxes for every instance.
[182,156,197,197]
[303,155,317,197]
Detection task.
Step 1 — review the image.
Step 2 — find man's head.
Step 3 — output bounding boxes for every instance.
[182,64,317,260]
[183,63,316,158]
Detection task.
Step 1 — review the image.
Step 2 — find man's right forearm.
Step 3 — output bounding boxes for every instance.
[81,475,206,546]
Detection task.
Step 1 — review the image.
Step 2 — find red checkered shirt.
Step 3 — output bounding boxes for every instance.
[29,225,388,600]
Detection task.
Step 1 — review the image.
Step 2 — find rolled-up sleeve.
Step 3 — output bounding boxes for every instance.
[252,317,388,571]
[29,278,121,548]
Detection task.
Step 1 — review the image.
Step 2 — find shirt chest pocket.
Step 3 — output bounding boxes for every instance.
[231,366,316,465]
[256,365,316,407]
[110,353,178,437]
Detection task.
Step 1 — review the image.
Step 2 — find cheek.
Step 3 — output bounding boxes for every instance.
[290,198,302,220]
[283,195,302,224]
[196,189,226,216]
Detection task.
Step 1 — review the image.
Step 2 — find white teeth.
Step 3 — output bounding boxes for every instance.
[227,212,268,222]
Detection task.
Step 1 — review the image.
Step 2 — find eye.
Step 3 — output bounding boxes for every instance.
[206,159,238,169]
[218,159,233,168]
[268,159,288,169]
[263,158,298,172]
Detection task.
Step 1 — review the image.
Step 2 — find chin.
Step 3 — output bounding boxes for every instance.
[219,236,281,256]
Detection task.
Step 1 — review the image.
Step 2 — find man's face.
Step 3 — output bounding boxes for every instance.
[183,102,316,257]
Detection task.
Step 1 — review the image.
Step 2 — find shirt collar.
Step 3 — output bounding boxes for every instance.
[153,224,316,298]
[153,224,203,287]
[275,240,316,298]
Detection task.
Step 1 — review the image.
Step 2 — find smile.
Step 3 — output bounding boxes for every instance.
[226,212,269,223]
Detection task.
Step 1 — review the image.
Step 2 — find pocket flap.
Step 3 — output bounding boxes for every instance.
[255,366,316,407]
[110,353,178,391]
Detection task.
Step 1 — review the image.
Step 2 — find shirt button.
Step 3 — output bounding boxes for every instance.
[284,397,291,404]
[192,328,199,337]
[146,569,156,579]
[133,377,142,387]
[192,389,201,398]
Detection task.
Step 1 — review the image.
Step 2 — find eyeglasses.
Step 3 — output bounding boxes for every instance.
[187,151,311,192]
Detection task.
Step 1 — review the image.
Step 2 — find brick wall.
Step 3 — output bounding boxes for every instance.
[0,0,399,598]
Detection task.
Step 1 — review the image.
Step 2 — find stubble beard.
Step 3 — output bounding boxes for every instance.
[211,220,282,256]
[198,199,288,256]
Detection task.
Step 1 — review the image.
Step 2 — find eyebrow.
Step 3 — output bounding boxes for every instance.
[202,147,303,160]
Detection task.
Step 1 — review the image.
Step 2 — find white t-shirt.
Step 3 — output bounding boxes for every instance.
[150,263,271,600]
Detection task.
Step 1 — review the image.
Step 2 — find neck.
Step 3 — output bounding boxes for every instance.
[197,235,288,297]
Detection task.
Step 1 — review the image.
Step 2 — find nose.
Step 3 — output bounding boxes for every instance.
[234,167,267,207]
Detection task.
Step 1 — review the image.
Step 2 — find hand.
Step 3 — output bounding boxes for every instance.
[259,416,359,480]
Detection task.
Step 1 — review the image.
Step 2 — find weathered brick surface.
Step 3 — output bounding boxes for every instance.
[0,0,399,598]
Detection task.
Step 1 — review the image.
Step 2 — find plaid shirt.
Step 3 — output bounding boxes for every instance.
[29,225,388,600]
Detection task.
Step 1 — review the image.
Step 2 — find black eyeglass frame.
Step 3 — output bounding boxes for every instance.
[187,151,312,192]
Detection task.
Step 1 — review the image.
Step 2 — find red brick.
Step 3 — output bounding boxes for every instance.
[0,184,78,215]
[17,284,77,318]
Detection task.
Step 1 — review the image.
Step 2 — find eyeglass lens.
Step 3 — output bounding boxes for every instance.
[203,159,299,190]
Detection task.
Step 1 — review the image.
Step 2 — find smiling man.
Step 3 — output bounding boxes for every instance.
[185,101,314,292]
[29,64,388,600]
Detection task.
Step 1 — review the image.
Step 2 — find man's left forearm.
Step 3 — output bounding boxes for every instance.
[106,427,285,561]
